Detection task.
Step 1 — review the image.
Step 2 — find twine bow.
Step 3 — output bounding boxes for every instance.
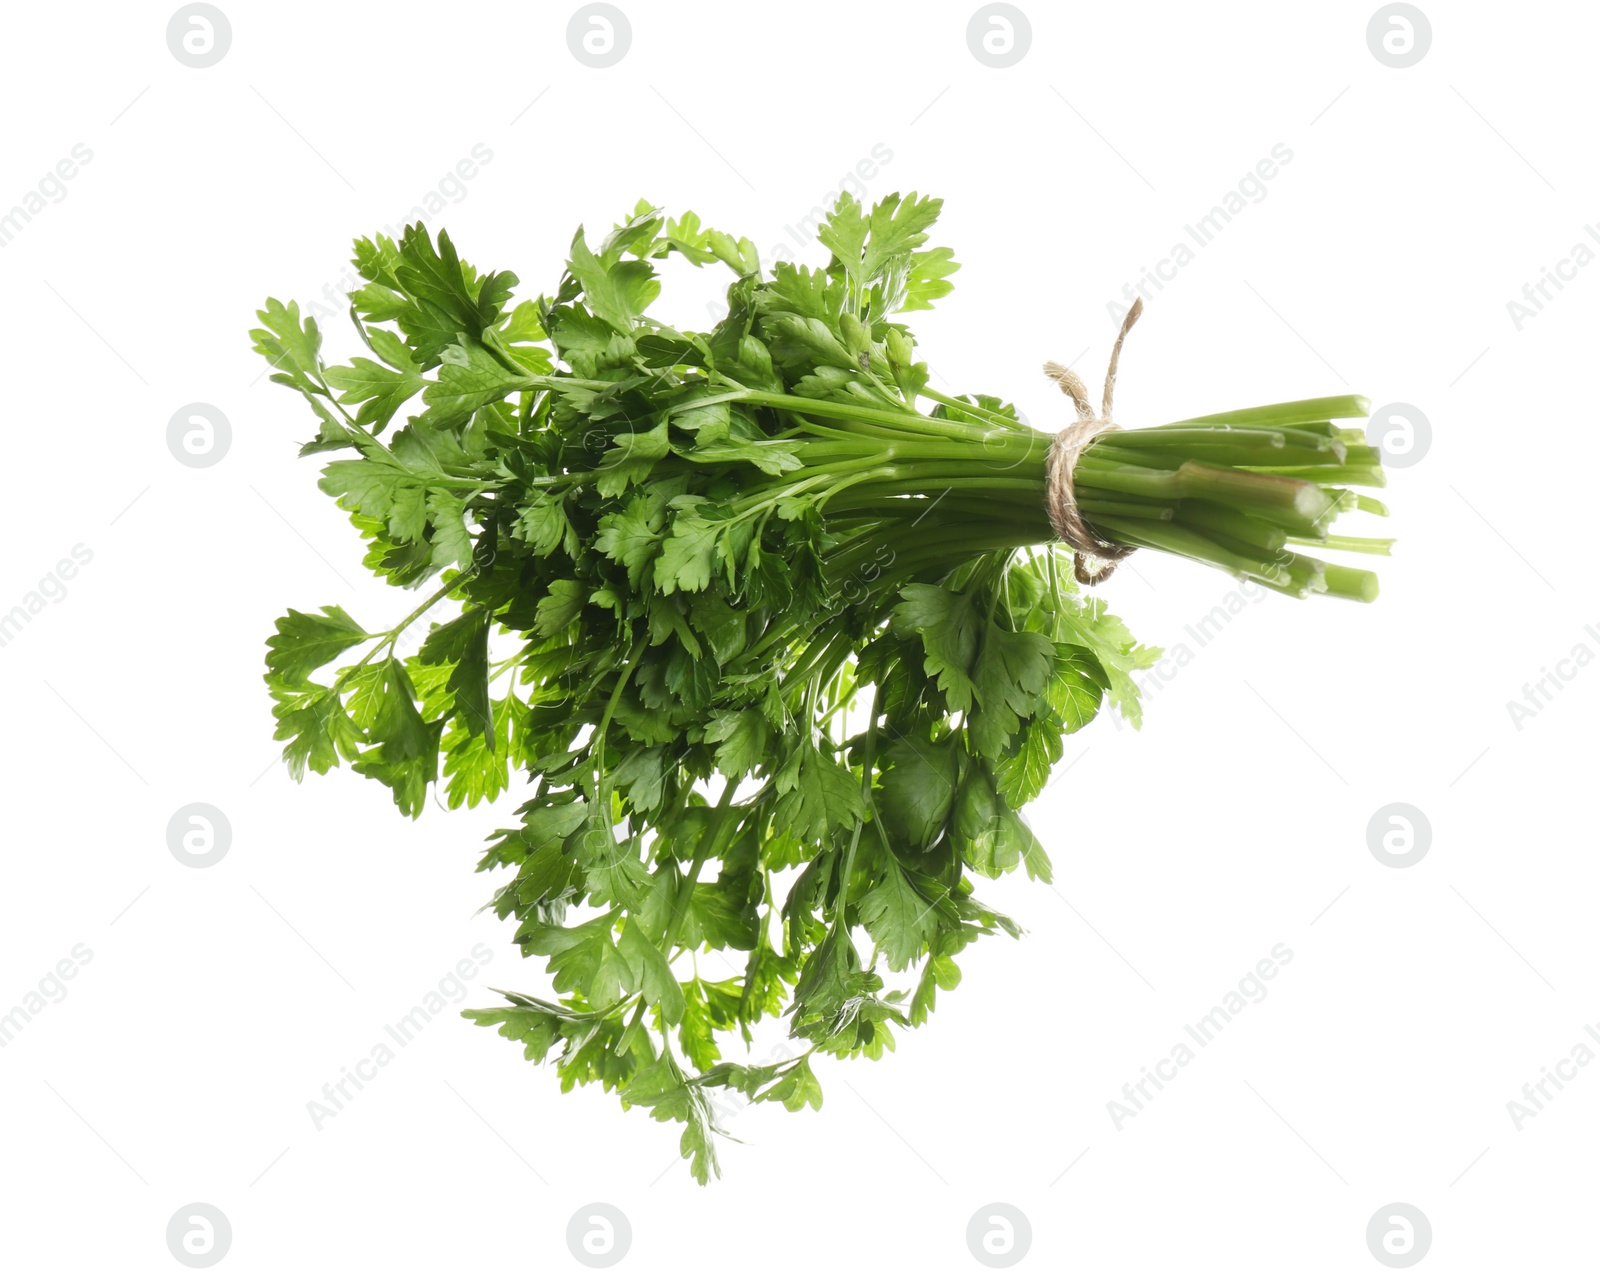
[1043,297,1144,585]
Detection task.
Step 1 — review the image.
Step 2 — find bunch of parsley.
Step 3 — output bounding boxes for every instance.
[257,193,1385,1182]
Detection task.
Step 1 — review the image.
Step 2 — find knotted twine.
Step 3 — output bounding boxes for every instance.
[1042,297,1144,585]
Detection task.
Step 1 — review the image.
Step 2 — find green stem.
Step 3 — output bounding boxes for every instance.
[332,570,476,692]
[591,635,646,804]
[723,389,1025,447]
[661,780,741,953]
[919,388,1033,432]
[833,685,882,931]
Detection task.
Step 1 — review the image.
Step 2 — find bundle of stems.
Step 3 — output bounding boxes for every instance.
[698,386,1388,604]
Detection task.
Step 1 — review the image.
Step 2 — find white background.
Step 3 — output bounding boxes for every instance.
[1,0,1595,1267]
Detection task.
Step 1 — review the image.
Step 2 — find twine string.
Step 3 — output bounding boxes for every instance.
[1042,297,1145,584]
